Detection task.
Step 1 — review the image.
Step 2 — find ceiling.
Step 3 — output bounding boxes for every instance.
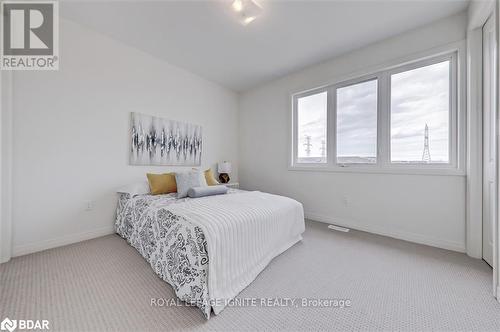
[61,1,469,92]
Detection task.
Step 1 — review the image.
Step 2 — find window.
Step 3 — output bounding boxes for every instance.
[390,61,450,164]
[296,91,327,164]
[336,79,378,164]
[291,51,461,174]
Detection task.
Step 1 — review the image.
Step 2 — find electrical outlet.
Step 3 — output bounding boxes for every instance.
[342,195,350,207]
[85,200,94,211]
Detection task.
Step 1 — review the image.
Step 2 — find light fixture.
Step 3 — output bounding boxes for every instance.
[230,0,262,26]
[232,0,243,12]
[243,16,256,26]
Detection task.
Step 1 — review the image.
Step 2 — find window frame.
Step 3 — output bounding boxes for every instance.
[290,48,463,176]
[387,53,457,169]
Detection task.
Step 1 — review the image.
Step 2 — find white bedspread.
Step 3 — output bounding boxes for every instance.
[166,190,305,315]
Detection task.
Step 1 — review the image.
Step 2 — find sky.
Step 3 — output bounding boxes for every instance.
[297,60,450,163]
[337,79,377,161]
[297,91,327,159]
[391,61,449,163]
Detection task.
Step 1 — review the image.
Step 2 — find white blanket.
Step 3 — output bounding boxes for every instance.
[166,190,305,315]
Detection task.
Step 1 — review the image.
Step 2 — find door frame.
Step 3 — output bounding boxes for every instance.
[466,27,484,259]
[466,0,498,299]
[495,0,500,300]
[466,0,496,259]
[482,13,496,267]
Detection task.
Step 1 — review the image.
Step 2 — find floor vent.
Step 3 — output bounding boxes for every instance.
[327,224,350,233]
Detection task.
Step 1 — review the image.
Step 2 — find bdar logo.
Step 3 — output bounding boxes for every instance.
[0,317,50,331]
[0,318,17,332]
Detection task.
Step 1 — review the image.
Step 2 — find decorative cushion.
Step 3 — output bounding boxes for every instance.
[146,173,177,195]
[175,170,208,198]
[204,168,219,186]
[188,185,228,198]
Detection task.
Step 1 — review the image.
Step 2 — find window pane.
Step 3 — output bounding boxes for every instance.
[391,61,450,163]
[336,80,378,164]
[297,91,327,163]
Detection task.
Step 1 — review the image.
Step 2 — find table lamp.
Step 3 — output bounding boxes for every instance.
[218,161,232,183]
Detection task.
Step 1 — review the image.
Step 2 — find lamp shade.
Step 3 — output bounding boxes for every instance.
[218,161,232,174]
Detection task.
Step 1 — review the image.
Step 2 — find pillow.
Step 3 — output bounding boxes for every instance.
[204,168,219,186]
[116,181,150,197]
[175,170,207,198]
[146,173,177,195]
[188,185,228,198]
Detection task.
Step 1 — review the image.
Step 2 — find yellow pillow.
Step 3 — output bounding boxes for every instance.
[204,169,219,186]
[146,173,177,195]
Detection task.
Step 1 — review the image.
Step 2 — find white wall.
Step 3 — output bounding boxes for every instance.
[1,71,13,263]
[239,13,468,252]
[10,18,239,256]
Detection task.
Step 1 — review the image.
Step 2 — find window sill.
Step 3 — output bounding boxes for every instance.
[288,165,465,176]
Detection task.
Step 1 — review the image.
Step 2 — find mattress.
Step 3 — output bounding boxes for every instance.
[115,189,305,318]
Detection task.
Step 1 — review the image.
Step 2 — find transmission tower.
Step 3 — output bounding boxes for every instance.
[422,124,431,163]
[304,135,312,156]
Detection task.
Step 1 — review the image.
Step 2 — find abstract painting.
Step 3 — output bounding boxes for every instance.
[130,112,202,166]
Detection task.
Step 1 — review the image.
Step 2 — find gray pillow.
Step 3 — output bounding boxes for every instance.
[188,185,228,198]
[175,170,208,198]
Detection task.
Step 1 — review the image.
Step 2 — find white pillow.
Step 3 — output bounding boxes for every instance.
[175,170,207,198]
[116,181,150,197]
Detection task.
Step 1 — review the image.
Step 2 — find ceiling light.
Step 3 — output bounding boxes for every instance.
[230,0,262,26]
[242,16,256,26]
[232,0,243,12]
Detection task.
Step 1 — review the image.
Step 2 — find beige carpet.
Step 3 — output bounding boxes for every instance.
[1,220,500,331]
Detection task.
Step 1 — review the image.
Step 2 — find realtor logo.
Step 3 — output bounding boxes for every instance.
[0,318,16,332]
[1,1,59,70]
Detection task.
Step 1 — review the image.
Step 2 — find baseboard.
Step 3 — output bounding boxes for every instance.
[305,211,466,253]
[0,251,11,264]
[12,225,115,257]
[9,214,467,257]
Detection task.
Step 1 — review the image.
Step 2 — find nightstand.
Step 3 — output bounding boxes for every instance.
[224,182,240,189]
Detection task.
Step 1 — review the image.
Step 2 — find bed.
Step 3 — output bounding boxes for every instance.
[115,188,305,318]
